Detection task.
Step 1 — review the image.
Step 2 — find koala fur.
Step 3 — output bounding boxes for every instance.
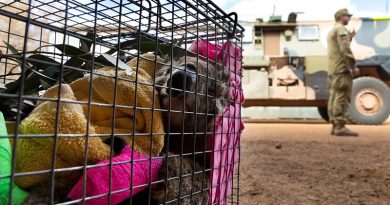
[120,56,230,205]
[151,155,209,205]
[151,56,230,204]
[156,56,230,157]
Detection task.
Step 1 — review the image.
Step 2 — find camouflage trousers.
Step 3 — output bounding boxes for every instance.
[327,72,353,125]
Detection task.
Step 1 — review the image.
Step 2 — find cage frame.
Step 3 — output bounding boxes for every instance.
[0,0,244,204]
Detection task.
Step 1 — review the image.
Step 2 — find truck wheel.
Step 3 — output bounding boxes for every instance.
[348,77,390,125]
[317,107,329,122]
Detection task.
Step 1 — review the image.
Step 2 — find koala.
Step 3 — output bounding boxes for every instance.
[120,57,230,205]
[152,56,230,204]
[150,154,209,205]
[119,154,209,205]
[156,56,230,159]
[120,56,230,205]
[22,186,69,205]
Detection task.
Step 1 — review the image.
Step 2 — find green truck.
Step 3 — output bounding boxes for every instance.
[241,14,390,124]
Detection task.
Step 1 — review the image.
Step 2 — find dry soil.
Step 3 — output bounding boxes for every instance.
[239,121,390,205]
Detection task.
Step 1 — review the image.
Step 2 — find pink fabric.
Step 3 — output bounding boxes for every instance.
[189,39,244,205]
[210,41,244,205]
[68,146,162,205]
[188,39,222,61]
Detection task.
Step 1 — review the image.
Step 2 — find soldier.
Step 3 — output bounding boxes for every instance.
[327,8,360,136]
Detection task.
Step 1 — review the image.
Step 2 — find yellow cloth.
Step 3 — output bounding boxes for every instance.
[12,54,165,190]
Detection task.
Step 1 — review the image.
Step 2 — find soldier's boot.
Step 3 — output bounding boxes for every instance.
[330,122,335,135]
[334,124,359,137]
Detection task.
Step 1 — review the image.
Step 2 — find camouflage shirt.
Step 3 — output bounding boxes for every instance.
[327,22,356,75]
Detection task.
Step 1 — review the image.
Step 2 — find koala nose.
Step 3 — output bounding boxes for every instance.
[171,68,196,93]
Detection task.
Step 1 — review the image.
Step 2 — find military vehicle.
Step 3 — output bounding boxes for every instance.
[241,14,390,124]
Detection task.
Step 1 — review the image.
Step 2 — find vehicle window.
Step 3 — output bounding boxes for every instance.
[298,25,319,41]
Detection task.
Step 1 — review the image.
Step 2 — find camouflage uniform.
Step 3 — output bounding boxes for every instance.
[327,9,358,136]
[327,22,355,124]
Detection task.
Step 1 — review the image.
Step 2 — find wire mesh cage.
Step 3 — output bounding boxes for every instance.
[0,0,244,204]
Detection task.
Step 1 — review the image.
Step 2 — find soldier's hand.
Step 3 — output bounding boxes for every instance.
[353,67,360,76]
[349,29,356,39]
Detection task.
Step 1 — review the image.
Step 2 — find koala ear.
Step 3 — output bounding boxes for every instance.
[215,63,230,82]
[160,54,175,68]
[223,68,230,82]
[175,56,185,65]
[163,54,170,63]
[215,65,230,100]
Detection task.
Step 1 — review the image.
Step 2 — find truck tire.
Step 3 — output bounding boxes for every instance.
[317,107,329,122]
[348,77,390,125]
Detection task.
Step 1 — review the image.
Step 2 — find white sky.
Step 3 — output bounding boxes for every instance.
[213,0,390,21]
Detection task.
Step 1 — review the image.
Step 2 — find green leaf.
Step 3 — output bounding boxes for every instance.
[23,100,35,107]
[40,66,59,80]
[7,66,58,94]
[63,70,84,83]
[175,34,185,47]
[138,42,159,53]
[155,43,187,57]
[27,54,60,70]
[105,40,137,55]
[3,41,19,54]
[54,44,89,56]
[103,35,187,58]
[22,78,44,95]
[4,81,17,93]
[26,66,56,82]
[64,54,108,74]
[0,83,6,90]
[64,56,85,67]
[105,36,156,55]
[63,32,98,81]
[39,79,52,90]
[172,34,185,47]
[80,42,89,53]
[97,54,132,71]
[80,31,95,52]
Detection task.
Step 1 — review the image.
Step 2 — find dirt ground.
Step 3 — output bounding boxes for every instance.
[239,121,390,205]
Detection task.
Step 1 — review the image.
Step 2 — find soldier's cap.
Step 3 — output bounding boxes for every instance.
[335,8,353,20]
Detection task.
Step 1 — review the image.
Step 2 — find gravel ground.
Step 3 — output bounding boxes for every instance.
[239,121,390,205]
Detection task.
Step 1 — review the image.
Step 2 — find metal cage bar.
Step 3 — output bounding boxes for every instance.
[0,0,244,204]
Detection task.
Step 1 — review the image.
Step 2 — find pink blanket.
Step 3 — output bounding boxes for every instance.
[67,146,162,205]
[189,39,245,205]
